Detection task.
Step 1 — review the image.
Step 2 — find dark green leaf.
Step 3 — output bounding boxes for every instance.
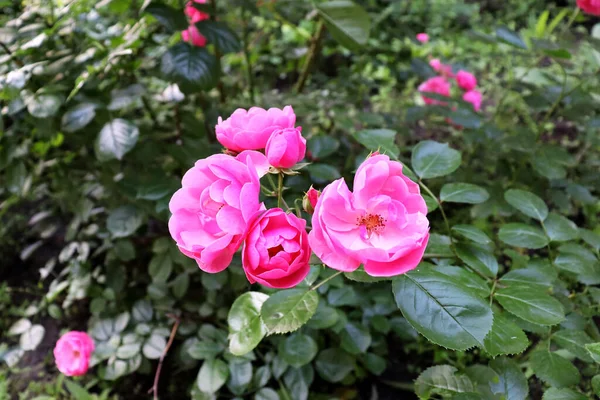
[504,189,548,221]
[530,351,580,388]
[352,129,399,159]
[95,119,139,161]
[363,353,386,376]
[148,252,173,283]
[65,380,93,400]
[495,285,564,326]
[585,343,600,363]
[340,322,371,354]
[188,341,224,360]
[306,163,341,183]
[543,213,579,242]
[499,267,554,289]
[440,183,489,204]
[145,2,188,32]
[278,334,317,368]
[498,223,549,249]
[412,140,462,179]
[489,357,528,400]
[61,103,97,133]
[435,266,490,298]
[107,206,143,238]
[195,21,241,53]
[414,365,474,399]
[451,225,491,244]
[552,330,594,362]
[261,289,319,334]
[496,26,527,49]
[315,348,354,382]
[483,314,528,357]
[307,136,340,159]
[227,361,252,395]
[316,0,371,51]
[455,243,498,277]
[542,388,587,400]
[161,43,218,89]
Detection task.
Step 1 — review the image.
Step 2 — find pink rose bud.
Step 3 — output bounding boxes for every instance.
[216,106,297,152]
[54,331,95,377]
[182,25,207,47]
[418,77,451,105]
[242,208,311,288]
[303,186,320,214]
[429,59,453,77]
[416,33,429,43]
[455,70,477,91]
[169,151,268,273]
[577,0,600,15]
[308,154,430,277]
[265,127,306,169]
[368,151,380,158]
[463,90,483,112]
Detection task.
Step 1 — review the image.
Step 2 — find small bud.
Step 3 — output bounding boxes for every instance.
[303,186,320,214]
[368,150,381,158]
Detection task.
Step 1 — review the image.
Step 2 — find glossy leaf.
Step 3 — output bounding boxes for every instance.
[161,43,218,89]
[483,314,528,357]
[228,292,269,356]
[489,357,528,400]
[451,225,491,244]
[195,21,241,53]
[440,183,489,204]
[435,266,490,298]
[340,322,372,354]
[504,189,548,221]
[145,2,188,32]
[586,343,600,363]
[61,103,96,132]
[316,0,371,51]
[498,223,549,249]
[95,119,139,161]
[495,285,564,326]
[542,388,587,400]
[552,330,594,362]
[412,140,462,179]
[315,348,354,383]
[455,243,498,277]
[278,334,318,368]
[544,213,579,242]
[197,358,229,394]
[261,289,319,335]
[530,351,580,388]
[107,206,143,238]
[414,365,475,399]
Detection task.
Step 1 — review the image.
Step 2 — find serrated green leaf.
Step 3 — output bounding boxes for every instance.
[495,285,564,326]
[530,351,580,388]
[197,358,229,394]
[392,268,493,350]
[415,365,475,399]
[228,292,269,356]
[261,289,319,335]
[542,388,587,400]
[195,20,241,53]
[483,314,528,357]
[498,223,549,249]
[316,0,371,51]
[451,225,491,244]
[440,183,489,204]
[489,357,528,400]
[499,267,554,289]
[161,43,218,89]
[412,140,462,179]
[504,189,548,221]
[455,243,498,277]
[552,330,594,362]
[435,266,490,298]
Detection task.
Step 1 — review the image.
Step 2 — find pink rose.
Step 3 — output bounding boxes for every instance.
[242,208,311,288]
[578,0,600,15]
[168,151,268,273]
[455,70,477,91]
[216,106,297,152]
[265,127,306,169]
[182,25,207,47]
[185,0,209,21]
[429,59,453,77]
[418,77,451,105]
[416,33,429,43]
[54,331,94,377]
[308,155,429,277]
[303,186,320,214]
[463,90,483,112]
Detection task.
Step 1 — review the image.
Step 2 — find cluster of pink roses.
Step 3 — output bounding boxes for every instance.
[181,0,209,47]
[169,105,430,288]
[419,58,482,112]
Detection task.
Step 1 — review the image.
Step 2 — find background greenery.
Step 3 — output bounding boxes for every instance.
[1,0,600,399]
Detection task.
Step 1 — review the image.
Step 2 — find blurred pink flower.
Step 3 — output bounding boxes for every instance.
[182,0,209,47]
[418,76,451,105]
[455,70,477,91]
[463,90,483,112]
[54,331,94,377]
[577,0,600,15]
[416,33,429,43]
[429,58,453,77]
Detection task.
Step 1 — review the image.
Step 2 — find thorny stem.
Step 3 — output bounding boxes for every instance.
[295,20,326,93]
[311,270,343,291]
[150,315,180,400]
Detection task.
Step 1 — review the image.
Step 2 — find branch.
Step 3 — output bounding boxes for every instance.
[295,20,326,93]
[150,315,181,400]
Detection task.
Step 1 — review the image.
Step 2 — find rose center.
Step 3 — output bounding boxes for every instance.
[268,245,284,258]
[357,213,386,237]
[73,350,81,358]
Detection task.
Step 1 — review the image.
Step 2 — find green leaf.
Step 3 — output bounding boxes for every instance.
[363,353,386,376]
[228,292,269,356]
[498,223,549,249]
[451,225,491,244]
[435,266,490,298]
[411,140,462,179]
[197,358,229,394]
[440,183,489,204]
[496,26,527,49]
[64,380,93,400]
[143,334,166,359]
[25,93,63,118]
[499,267,554,289]
[552,330,594,362]
[261,289,318,335]
[132,300,153,322]
[161,43,218,89]
[414,365,474,399]
[278,334,318,368]
[340,322,372,354]
[306,302,339,329]
[495,285,564,326]
[483,314,528,357]
[195,21,241,53]
[593,375,600,396]
[327,286,358,306]
[580,229,600,251]
[504,189,548,221]
[61,103,97,133]
[530,351,580,388]
[145,2,188,32]
[116,343,141,359]
[585,343,600,363]
[307,136,340,159]
[95,119,139,161]
[352,129,399,159]
[148,252,173,283]
[316,0,371,51]
[8,318,32,336]
[107,206,143,238]
[283,365,312,400]
[188,341,224,360]
[108,84,145,111]
[227,361,252,395]
[20,325,45,351]
[542,388,587,400]
[255,388,279,400]
[455,243,498,277]
[392,268,493,350]
[171,273,189,299]
[543,213,579,242]
[554,253,597,276]
[315,348,354,383]
[489,357,528,400]
[306,163,341,183]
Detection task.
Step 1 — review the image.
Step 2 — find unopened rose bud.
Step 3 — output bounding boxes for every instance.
[303,186,320,214]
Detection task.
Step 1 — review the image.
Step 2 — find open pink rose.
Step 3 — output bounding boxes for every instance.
[54,331,94,377]
[242,208,310,288]
[416,33,429,43]
[182,0,209,47]
[308,155,429,277]
[168,151,268,273]
[216,106,297,152]
[429,59,453,77]
[456,70,477,91]
[463,89,482,112]
[578,0,600,15]
[418,77,451,105]
[265,127,306,169]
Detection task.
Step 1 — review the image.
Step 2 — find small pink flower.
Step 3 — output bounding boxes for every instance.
[54,331,94,377]
[308,154,429,277]
[216,106,297,152]
[455,70,477,91]
[418,77,451,105]
[168,151,268,273]
[416,33,429,43]
[185,0,209,22]
[265,127,306,169]
[463,90,483,112]
[429,59,453,77]
[182,0,209,47]
[577,0,600,15]
[242,208,311,288]
[182,25,207,47]
[303,186,320,214]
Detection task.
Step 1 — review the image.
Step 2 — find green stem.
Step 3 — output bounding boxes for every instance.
[419,181,452,239]
[277,172,283,209]
[489,280,497,306]
[295,20,326,93]
[538,62,567,136]
[311,270,343,291]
